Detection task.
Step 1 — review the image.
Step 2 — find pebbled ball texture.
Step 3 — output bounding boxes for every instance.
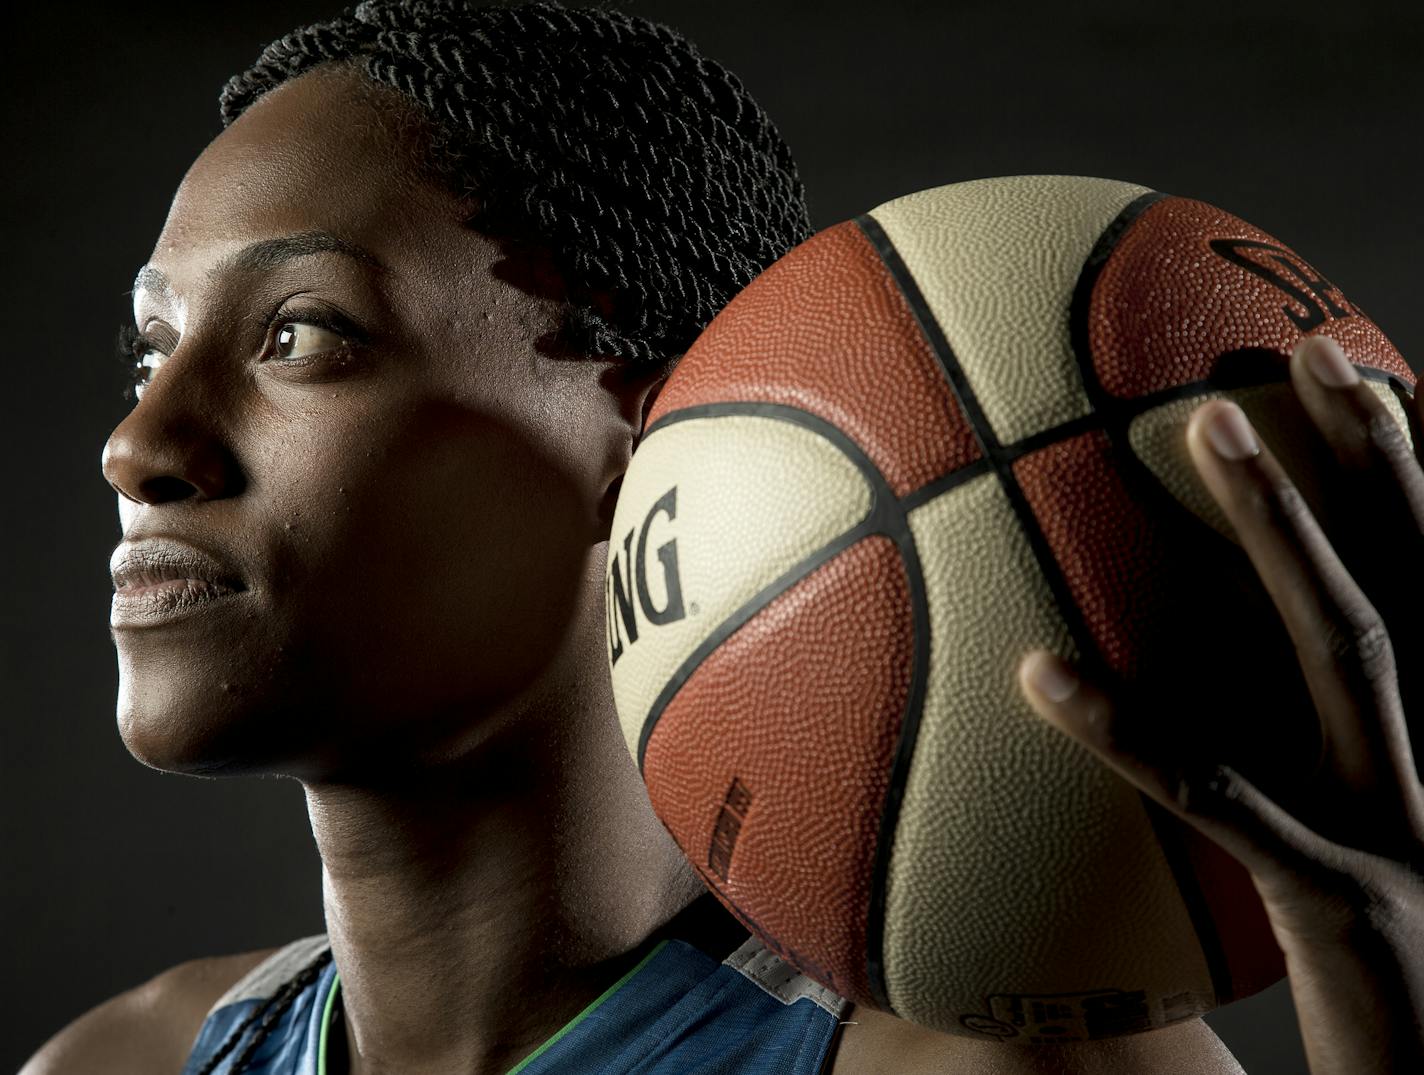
[606,175,1417,1040]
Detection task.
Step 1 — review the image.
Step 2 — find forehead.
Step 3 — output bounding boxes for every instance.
[148,65,464,286]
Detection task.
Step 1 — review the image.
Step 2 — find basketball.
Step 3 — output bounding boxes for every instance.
[602,175,1416,1042]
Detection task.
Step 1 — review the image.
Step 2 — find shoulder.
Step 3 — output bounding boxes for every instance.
[828,1007,1246,1075]
[19,947,279,1075]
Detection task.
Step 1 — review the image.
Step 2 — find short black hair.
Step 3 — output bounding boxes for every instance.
[219,0,813,367]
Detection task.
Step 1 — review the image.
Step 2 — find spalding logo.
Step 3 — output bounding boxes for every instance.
[607,486,687,666]
[1208,238,1359,331]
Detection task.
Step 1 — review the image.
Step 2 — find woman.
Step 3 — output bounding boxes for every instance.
[23,1,1423,1072]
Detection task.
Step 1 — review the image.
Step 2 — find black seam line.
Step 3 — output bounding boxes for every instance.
[635,353,1399,530]
[850,204,1124,670]
[632,511,879,774]
[1385,372,1417,403]
[896,459,993,513]
[1079,190,1169,276]
[1052,192,1412,1004]
[1066,191,1234,1006]
[853,215,1004,456]
[992,364,1403,465]
[1065,188,1166,421]
[856,209,1130,1010]
[634,400,932,1015]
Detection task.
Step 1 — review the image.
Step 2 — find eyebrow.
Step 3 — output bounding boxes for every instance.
[218,231,382,275]
[130,230,383,300]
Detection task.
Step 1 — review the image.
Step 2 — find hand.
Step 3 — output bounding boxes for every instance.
[1016,337,1424,1075]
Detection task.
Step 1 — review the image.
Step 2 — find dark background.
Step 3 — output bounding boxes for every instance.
[4,1,1421,1071]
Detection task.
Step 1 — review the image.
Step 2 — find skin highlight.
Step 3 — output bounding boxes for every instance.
[103,65,709,1073]
[27,62,1255,1075]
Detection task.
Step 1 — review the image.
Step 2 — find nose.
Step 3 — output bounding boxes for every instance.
[101,360,244,505]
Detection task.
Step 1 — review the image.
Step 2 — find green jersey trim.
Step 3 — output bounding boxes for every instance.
[504,940,669,1075]
[317,972,342,1075]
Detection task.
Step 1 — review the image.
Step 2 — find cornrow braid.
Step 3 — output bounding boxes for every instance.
[194,947,335,1075]
[219,0,811,366]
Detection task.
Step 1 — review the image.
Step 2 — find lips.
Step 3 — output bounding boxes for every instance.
[110,537,247,626]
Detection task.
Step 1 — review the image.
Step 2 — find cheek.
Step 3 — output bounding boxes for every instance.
[275,398,595,715]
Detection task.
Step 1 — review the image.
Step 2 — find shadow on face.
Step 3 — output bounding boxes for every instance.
[103,64,625,782]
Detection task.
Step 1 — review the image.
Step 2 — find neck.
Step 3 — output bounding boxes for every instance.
[305,659,706,1074]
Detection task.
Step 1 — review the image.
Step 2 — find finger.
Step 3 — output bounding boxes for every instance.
[1185,402,1424,838]
[1289,336,1424,776]
[1017,650,1344,889]
[1290,337,1424,513]
[1289,337,1424,590]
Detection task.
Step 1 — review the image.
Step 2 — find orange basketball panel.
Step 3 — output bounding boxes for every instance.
[650,220,982,498]
[1086,196,1413,399]
[642,534,915,1005]
[1013,427,1296,1001]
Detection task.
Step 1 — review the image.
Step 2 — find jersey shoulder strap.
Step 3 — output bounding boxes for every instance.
[209,935,332,1013]
[722,935,846,1017]
[181,935,337,1075]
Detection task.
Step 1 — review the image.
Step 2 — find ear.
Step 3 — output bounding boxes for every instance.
[595,356,677,539]
[630,363,672,453]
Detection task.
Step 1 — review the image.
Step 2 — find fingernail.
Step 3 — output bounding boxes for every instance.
[1205,402,1260,461]
[1300,337,1359,388]
[1023,652,1078,704]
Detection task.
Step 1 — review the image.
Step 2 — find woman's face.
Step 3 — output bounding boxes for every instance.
[103,66,622,779]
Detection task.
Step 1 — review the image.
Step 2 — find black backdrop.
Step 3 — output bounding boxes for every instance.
[4,1,1422,1071]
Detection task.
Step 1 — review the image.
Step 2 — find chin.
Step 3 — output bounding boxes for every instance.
[115,672,294,777]
[118,706,258,777]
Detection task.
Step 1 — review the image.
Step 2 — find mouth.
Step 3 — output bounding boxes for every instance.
[110,538,248,628]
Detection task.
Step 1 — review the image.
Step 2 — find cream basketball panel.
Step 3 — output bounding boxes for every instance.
[1129,380,1413,546]
[868,176,1151,446]
[880,471,1214,1030]
[606,413,874,761]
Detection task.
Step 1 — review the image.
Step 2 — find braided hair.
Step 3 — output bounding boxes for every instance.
[203,7,806,1068]
[219,0,812,367]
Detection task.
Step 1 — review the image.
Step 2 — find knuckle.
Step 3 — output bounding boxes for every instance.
[1319,611,1395,680]
[1362,868,1424,937]
[1257,865,1371,942]
[1365,408,1412,464]
[1252,475,1312,530]
[1172,761,1232,818]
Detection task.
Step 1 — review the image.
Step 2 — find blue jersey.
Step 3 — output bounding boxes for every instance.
[182,933,847,1074]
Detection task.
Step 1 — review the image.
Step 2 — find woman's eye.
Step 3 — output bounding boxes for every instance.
[138,349,162,382]
[117,323,168,402]
[271,321,346,360]
[131,348,164,401]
